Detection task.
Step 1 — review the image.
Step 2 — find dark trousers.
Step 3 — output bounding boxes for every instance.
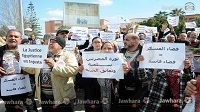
[2,94,25,112]
[24,75,38,112]
[41,92,73,112]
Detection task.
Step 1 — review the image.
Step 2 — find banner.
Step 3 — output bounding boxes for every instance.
[167,16,179,27]
[64,41,77,52]
[18,45,48,68]
[1,74,32,96]
[100,32,116,41]
[71,26,89,40]
[139,43,185,70]
[82,52,124,80]
[185,22,196,29]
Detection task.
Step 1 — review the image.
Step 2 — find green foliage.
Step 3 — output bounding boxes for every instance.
[139,8,186,35]
[0,25,9,37]
[25,1,42,38]
[57,25,70,30]
[196,17,200,27]
[190,48,200,54]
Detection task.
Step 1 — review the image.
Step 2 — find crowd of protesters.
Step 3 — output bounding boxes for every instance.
[0,20,200,112]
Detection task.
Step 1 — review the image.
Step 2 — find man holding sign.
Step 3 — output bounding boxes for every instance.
[0,29,33,112]
[118,33,153,112]
[140,42,193,112]
[23,36,78,112]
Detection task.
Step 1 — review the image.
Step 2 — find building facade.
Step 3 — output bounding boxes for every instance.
[64,2,100,29]
[185,14,200,22]
[45,20,63,33]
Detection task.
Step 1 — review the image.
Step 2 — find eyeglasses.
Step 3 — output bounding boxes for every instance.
[50,40,57,43]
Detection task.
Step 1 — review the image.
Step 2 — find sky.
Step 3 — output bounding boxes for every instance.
[22,0,200,34]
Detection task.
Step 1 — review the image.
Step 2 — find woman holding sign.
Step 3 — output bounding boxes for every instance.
[98,41,129,112]
[79,40,129,112]
[80,37,103,112]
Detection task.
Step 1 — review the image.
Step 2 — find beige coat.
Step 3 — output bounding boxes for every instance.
[23,50,78,106]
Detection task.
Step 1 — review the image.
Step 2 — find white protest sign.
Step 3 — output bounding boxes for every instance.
[71,26,88,40]
[145,27,158,34]
[88,29,99,37]
[116,34,124,42]
[185,21,196,28]
[100,32,116,41]
[139,43,185,70]
[116,41,124,49]
[18,45,48,68]
[195,28,200,34]
[144,32,153,43]
[167,16,179,27]
[107,24,120,33]
[82,52,124,80]
[64,41,77,52]
[134,25,147,34]
[1,74,32,96]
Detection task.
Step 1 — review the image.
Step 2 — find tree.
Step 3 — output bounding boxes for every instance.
[139,11,168,30]
[0,25,9,37]
[25,1,42,38]
[169,8,185,16]
[169,8,185,34]
[0,0,21,36]
[57,25,70,30]
[195,17,200,27]
[139,9,186,35]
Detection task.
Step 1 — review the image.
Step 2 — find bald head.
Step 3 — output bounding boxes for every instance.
[124,33,140,50]
[179,33,187,40]
[125,33,140,40]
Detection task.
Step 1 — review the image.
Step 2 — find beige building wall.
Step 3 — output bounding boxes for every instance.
[64,2,100,29]
[45,20,63,33]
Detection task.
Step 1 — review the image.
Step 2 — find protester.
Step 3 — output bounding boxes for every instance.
[0,29,30,111]
[189,31,200,48]
[98,41,129,112]
[80,37,103,112]
[56,29,90,50]
[23,36,79,112]
[21,38,38,112]
[29,34,37,44]
[118,33,152,112]
[140,32,193,112]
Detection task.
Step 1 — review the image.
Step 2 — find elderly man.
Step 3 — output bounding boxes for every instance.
[24,36,78,112]
[118,33,152,112]
[0,29,37,111]
[56,29,90,50]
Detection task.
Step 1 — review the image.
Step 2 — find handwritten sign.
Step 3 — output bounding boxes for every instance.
[71,26,88,40]
[64,41,77,52]
[167,16,179,27]
[185,21,196,28]
[88,29,99,37]
[195,28,200,34]
[18,45,48,68]
[1,74,32,96]
[134,25,147,34]
[144,32,153,43]
[145,27,158,34]
[139,43,185,70]
[115,34,124,42]
[193,55,200,73]
[100,32,116,41]
[82,52,124,80]
[107,24,120,33]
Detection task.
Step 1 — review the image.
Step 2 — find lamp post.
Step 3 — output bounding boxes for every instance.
[19,0,24,35]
